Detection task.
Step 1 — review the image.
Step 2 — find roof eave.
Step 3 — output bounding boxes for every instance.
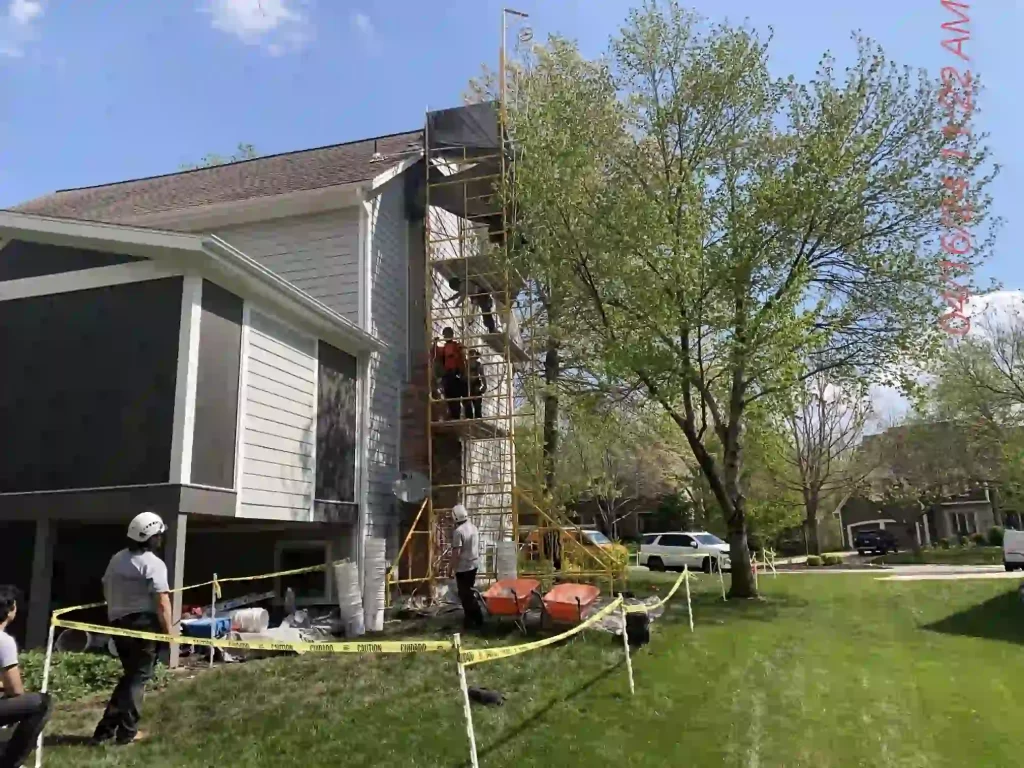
[0,211,382,355]
[203,235,381,353]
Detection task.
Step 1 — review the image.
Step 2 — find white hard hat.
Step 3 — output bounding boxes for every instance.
[127,512,167,543]
[452,504,469,523]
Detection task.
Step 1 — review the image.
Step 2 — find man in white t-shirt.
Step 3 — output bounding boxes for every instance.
[91,512,174,747]
[450,504,484,630]
[0,585,53,768]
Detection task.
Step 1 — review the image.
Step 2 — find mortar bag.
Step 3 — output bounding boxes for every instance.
[625,610,651,647]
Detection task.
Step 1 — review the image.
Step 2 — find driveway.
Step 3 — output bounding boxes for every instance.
[874,564,1019,581]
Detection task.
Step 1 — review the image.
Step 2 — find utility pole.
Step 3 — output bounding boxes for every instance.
[500,8,529,126]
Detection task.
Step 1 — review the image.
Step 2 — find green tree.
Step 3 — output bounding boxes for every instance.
[180,143,260,171]
[928,304,1024,510]
[505,2,997,596]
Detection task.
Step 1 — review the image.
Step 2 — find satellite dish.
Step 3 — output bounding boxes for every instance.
[393,471,430,503]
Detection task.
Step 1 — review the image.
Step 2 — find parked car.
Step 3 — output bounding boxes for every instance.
[854,529,899,556]
[639,531,731,573]
[520,526,630,575]
[1003,529,1024,571]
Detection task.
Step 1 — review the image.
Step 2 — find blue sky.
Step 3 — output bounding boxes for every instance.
[0,0,1019,301]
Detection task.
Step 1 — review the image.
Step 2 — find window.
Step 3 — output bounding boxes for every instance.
[694,534,725,546]
[641,534,659,546]
[951,511,977,536]
[583,530,611,545]
[659,534,694,548]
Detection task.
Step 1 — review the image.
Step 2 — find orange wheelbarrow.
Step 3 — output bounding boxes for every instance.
[479,578,542,634]
[540,583,601,630]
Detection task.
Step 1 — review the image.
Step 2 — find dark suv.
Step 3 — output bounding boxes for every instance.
[854,529,899,556]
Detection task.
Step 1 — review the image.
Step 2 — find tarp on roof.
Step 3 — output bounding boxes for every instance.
[425,102,505,235]
[426,102,501,155]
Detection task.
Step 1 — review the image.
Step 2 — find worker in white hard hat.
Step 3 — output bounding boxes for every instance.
[91,512,174,747]
[450,504,483,630]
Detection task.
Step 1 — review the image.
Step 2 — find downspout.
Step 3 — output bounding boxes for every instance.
[357,185,371,593]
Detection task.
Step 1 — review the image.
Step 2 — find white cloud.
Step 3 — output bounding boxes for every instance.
[863,290,1024,432]
[0,0,44,59]
[350,10,379,53]
[204,0,311,54]
[10,0,41,24]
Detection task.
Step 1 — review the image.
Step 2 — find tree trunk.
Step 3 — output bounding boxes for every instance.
[726,511,756,598]
[542,331,560,496]
[806,514,821,556]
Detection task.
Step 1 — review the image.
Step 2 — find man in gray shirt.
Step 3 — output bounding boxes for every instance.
[91,512,174,747]
[450,504,483,630]
[0,585,53,768]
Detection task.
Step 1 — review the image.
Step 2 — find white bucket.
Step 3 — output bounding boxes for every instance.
[230,607,270,633]
[363,538,387,633]
[496,541,518,582]
[55,629,89,653]
[55,629,115,655]
[333,560,365,637]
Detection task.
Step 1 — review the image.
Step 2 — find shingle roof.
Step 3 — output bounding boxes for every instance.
[11,130,423,224]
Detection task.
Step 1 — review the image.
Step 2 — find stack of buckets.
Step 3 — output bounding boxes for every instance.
[363,538,387,633]
[332,560,365,637]
[496,541,518,582]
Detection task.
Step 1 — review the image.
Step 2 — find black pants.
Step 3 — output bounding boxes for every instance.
[93,613,160,743]
[0,693,52,768]
[468,384,484,420]
[455,569,484,630]
[442,372,469,419]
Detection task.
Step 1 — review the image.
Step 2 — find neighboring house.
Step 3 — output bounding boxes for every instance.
[833,422,1001,549]
[570,498,656,540]
[0,106,519,647]
[835,489,998,549]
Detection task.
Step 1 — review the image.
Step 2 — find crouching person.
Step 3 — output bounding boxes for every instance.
[0,585,53,768]
[91,512,174,747]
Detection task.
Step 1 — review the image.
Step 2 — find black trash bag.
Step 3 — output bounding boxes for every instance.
[468,687,506,706]
[625,610,651,648]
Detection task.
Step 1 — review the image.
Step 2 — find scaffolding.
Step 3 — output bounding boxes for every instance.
[387,14,623,602]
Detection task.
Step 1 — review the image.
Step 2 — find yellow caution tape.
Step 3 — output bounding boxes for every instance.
[460,597,624,666]
[51,618,454,655]
[51,559,362,621]
[622,568,687,614]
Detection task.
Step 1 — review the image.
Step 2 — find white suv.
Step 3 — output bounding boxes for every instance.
[639,531,731,573]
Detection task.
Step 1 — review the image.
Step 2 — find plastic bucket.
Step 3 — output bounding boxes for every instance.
[333,560,365,637]
[55,629,90,653]
[363,538,387,633]
[230,607,270,633]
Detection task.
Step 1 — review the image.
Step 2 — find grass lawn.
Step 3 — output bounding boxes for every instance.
[872,546,1003,566]
[38,571,1024,767]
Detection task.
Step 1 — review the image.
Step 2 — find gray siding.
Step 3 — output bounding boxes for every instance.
[216,210,361,324]
[238,309,318,521]
[366,178,409,549]
[217,196,411,547]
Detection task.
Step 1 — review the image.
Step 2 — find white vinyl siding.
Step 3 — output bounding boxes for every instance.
[216,209,361,324]
[365,178,408,547]
[238,309,317,520]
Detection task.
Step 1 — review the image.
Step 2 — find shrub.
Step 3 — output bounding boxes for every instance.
[19,650,170,701]
[958,535,969,547]
[938,538,951,549]
[971,532,987,546]
[822,554,842,566]
[806,555,823,567]
[988,526,1005,547]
